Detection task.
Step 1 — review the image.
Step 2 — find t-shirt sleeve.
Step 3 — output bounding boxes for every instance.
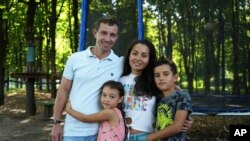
[62,54,74,80]
[176,90,192,113]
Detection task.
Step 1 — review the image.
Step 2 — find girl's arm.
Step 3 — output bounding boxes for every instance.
[147,110,188,141]
[66,101,114,123]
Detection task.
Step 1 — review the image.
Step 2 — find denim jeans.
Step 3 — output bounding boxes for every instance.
[63,135,97,141]
[127,132,149,141]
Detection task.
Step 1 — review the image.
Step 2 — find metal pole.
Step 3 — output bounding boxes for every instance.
[79,0,89,51]
[137,0,144,40]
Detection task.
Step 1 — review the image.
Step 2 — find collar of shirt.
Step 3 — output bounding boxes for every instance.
[86,46,116,61]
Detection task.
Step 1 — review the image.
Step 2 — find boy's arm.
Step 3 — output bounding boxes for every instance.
[147,110,188,141]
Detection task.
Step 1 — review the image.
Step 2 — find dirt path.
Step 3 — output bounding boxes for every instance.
[0,92,52,141]
[0,115,51,141]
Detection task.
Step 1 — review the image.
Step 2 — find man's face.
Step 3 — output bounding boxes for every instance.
[94,23,119,53]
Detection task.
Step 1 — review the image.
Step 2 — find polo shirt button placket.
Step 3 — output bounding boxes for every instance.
[97,60,101,70]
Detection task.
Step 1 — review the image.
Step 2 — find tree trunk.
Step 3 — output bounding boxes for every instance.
[50,0,57,98]
[0,8,7,105]
[187,4,195,95]
[72,0,79,52]
[218,2,225,94]
[231,0,240,95]
[166,12,172,59]
[203,2,212,95]
[178,2,194,94]
[44,0,50,92]
[25,0,37,115]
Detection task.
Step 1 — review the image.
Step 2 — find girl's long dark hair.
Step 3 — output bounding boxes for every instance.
[100,80,127,140]
[122,39,157,96]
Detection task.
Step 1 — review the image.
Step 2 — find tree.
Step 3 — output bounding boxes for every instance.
[50,0,58,98]
[231,0,240,95]
[19,0,45,115]
[0,0,8,105]
[72,0,79,52]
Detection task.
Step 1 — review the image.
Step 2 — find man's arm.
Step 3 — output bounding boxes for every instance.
[51,77,72,141]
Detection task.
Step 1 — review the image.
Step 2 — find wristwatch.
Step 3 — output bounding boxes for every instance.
[52,119,62,124]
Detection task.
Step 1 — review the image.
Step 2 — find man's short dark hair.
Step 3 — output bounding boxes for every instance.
[94,16,120,31]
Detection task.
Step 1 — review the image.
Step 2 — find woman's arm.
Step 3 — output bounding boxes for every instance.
[66,101,114,123]
[147,110,188,141]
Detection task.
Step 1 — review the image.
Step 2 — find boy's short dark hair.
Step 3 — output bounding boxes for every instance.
[154,57,178,75]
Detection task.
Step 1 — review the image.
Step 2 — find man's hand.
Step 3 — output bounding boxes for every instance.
[51,124,63,141]
[182,116,193,132]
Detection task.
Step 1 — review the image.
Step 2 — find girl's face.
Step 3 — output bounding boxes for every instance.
[154,64,178,95]
[129,43,150,75]
[101,86,123,109]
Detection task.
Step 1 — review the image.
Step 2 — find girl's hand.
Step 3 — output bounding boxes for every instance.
[65,100,72,112]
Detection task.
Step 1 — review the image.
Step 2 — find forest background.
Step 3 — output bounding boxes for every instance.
[0,0,249,113]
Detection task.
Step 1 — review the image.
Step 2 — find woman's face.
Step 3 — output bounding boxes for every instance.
[129,43,150,75]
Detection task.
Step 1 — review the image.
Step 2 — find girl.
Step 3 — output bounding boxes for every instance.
[148,58,192,141]
[66,80,126,141]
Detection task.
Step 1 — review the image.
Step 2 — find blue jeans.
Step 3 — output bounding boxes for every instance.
[128,133,149,141]
[63,135,97,141]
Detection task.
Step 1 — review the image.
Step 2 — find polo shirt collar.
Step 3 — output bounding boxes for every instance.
[86,46,115,61]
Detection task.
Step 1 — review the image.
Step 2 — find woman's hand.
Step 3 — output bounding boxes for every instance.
[182,116,193,132]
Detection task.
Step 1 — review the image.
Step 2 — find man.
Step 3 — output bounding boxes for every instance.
[51,17,124,141]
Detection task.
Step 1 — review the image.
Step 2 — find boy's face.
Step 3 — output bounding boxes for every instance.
[94,23,119,53]
[101,86,123,109]
[154,64,178,93]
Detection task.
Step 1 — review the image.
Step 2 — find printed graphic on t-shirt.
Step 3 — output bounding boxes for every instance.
[123,84,151,111]
[156,103,173,130]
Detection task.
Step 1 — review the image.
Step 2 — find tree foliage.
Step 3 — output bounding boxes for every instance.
[1,0,249,111]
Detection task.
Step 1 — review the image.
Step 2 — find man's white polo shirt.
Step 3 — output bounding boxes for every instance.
[63,46,124,136]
